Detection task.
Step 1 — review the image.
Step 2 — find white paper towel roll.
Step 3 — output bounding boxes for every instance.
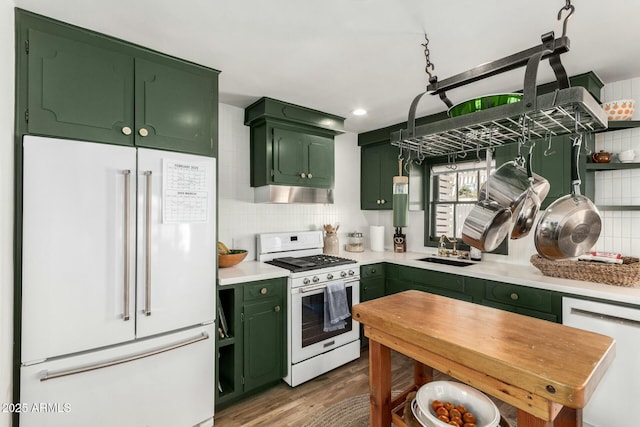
[370,226,384,252]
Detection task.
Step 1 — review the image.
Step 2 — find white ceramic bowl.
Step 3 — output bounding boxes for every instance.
[618,149,636,163]
[416,381,500,427]
[602,99,635,121]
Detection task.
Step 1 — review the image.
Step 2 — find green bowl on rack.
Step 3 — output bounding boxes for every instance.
[448,93,523,117]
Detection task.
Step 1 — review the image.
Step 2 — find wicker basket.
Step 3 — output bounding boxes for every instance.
[530,255,640,287]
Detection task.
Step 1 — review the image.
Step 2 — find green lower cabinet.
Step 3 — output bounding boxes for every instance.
[360,264,385,302]
[216,277,287,408]
[383,264,560,320]
[385,264,472,302]
[16,9,218,157]
[480,280,562,322]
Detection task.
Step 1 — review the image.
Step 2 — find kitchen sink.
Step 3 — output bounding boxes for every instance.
[417,256,475,267]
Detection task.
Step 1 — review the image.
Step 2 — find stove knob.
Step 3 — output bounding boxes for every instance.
[327,273,334,280]
[303,278,311,285]
[348,270,355,276]
[312,276,320,283]
[340,271,347,278]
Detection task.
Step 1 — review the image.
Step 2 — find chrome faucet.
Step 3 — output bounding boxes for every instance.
[438,235,458,257]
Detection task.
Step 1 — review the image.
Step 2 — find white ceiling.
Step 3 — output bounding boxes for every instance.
[15,0,640,134]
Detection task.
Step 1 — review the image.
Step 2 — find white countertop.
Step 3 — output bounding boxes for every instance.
[218,250,640,306]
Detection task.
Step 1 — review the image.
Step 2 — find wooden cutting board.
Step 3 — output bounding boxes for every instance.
[353,290,615,410]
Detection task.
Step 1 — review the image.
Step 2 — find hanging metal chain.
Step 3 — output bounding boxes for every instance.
[421,34,437,84]
[557,0,575,38]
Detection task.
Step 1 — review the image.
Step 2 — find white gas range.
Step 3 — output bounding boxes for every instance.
[257,231,361,387]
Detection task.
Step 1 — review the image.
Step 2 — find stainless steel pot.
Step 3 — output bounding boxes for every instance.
[461,199,513,252]
[479,159,549,212]
[534,138,601,259]
[478,153,549,240]
[461,149,512,252]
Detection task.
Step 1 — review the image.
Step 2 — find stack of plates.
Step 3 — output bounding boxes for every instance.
[410,381,500,427]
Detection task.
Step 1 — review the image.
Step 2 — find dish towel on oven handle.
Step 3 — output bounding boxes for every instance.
[324,281,351,332]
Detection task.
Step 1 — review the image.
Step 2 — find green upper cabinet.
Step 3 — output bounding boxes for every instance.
[16,9,219,157]
[271,127,334,188]
[133,57,218,155]
[360,143,399,210]
[245,97,344,189]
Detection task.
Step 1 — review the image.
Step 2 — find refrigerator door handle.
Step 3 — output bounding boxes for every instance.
[123,169,131,321]
[39,332,210,382]
[144,170,152,316]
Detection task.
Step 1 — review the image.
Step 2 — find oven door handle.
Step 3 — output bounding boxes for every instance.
[298,278,359,294]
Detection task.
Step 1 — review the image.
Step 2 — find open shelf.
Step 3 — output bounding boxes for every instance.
[586,162,640,171]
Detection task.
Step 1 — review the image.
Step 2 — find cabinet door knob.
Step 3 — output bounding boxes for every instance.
[274,305,281,312]
[380,199,386,204]
[260,287,268,295]
[300,172,306,178]
[122,126,132,135]
[371,268,376,274]
[138,128,149,137]
[510,293,519,301]
[307,173,313,179]
[376,200,381,204]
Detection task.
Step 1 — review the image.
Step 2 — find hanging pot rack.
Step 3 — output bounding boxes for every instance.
[391,2,608,159]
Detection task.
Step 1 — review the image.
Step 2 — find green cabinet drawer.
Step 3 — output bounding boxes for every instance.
[243,278,285,302]
[361,263,384,279]
[399,267,465,293]
[484,281,552,312]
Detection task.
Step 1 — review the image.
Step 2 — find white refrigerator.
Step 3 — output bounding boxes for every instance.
[19,135,216,427]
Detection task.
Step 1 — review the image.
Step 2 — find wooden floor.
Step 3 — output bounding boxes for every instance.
[213,348,415,427]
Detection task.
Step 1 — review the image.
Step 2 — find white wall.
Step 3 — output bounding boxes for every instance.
[1,2,15,427]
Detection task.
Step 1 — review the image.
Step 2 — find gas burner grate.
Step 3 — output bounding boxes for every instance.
[266,254,356,272]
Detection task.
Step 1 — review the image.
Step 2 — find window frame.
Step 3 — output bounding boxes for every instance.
[422,154,508,255]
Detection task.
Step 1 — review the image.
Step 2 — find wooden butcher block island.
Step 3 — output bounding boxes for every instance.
[353,290,615,427]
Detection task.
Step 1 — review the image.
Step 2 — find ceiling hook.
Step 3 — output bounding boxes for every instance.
[557,0,575,38]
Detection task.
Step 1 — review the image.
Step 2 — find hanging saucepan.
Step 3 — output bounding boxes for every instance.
[461,149,513,252]
[534,135,602,260]
[478,157,549,214]
[478,152,550,240]
[510,147,543,239]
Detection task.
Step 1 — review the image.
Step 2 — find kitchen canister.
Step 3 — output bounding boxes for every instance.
[370,225,384,252]
[323,232,339,255]
[345,232,364,252]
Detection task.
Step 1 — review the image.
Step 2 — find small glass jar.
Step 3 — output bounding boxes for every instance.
[345,232,364,252]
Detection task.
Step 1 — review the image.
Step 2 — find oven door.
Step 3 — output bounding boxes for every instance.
[290,278,360,364]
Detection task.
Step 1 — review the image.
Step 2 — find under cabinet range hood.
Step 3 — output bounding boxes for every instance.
[392,7,608,159]
[254,185,334,204]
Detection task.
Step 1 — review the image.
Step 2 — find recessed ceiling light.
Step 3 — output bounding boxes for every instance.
[352,108,367,116]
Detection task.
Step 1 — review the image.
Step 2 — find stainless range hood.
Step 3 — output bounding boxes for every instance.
[254,185,334,204]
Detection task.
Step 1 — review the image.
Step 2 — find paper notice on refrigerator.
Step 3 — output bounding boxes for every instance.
[162,159,210,223]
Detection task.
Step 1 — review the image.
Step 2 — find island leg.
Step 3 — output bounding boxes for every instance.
[369,339,392,427]
[517,406,581,427]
